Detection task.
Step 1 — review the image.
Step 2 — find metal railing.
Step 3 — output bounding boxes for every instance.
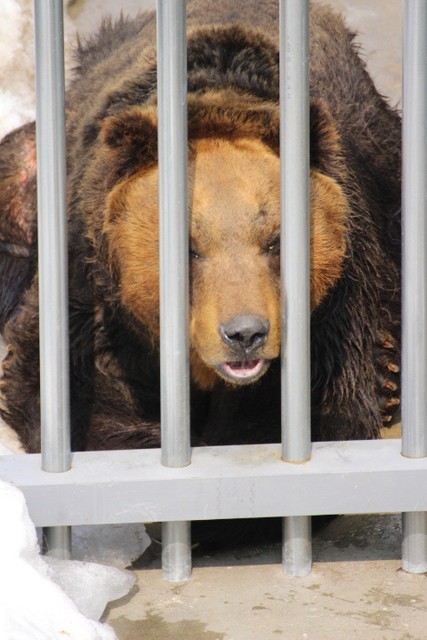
[1,0,427,581]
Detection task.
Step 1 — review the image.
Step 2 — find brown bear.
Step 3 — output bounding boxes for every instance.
[0,1,401,465]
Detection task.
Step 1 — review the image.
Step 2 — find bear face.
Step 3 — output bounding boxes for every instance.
[101,103,348,390]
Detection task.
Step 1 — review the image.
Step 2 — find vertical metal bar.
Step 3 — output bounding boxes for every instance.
[34,0,71,559]
[283,516,311,575]
[280,0,312,577]
[157,0,191,582]
[401,0,427,574]
[161,521,191,582]
[402,513,427,573]
[43,526,72,560]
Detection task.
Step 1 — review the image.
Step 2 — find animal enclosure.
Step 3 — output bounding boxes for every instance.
[0,0,426,584]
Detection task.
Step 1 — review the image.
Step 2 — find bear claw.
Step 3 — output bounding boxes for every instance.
[375,329,400,427]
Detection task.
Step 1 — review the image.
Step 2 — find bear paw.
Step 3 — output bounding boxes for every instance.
[374,330,400,428]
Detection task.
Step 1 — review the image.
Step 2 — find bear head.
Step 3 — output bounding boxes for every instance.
[94,89,348,389]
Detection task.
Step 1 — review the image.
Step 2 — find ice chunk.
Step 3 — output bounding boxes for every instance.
[44,556,135,621]
[72,523,151,569]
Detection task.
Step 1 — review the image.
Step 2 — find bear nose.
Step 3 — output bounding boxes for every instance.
[220,314,270,353]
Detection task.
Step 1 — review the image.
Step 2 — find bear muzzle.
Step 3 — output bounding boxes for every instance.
[217,314,271,384]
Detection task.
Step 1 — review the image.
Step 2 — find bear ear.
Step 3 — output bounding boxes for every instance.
[310,100,343,176]
[100,106,158,179]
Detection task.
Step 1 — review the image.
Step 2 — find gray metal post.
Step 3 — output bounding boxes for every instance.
[43,526,72,560]
[280,0,312,577]
[401,0,427,574]
[157,0,192,582]
[34,0,71,559]
[161,520,191,582]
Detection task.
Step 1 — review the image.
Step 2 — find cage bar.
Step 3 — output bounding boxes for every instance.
[161,521,192,582]
[401,0,427,574]
[157,0,192,582]
[34,0,71,559]
[43,526,72,561]
[280,0,312,576]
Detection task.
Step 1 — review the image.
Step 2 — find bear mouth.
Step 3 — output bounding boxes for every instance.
[217,358,268,384]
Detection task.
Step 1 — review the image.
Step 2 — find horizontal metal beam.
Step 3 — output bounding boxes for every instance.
[1,440,426,527]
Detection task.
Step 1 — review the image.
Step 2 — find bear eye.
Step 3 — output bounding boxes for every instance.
[266,235,280,254]
[190,248,202,260]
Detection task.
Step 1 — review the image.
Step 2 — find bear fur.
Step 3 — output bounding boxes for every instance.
[0,1,401,461]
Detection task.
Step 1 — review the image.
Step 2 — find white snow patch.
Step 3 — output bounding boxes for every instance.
[0,479,133,640]
[0,438,145,639]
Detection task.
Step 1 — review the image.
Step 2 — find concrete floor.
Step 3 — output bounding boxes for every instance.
[104,513,427,640]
